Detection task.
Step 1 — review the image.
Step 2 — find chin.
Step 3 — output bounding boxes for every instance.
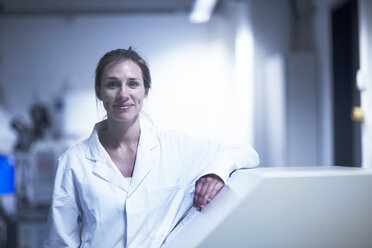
[109,113,139,123]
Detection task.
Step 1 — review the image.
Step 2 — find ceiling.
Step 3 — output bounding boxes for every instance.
[0,0,196,15]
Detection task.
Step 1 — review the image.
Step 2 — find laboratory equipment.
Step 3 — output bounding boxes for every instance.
[0,154,15,247]
[15,138,67,208]
[163,166,372,248]
[0,155,14,194]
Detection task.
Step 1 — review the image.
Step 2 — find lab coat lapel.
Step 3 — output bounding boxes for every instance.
[86,121,128,192]
[93,160,128,192]
[127,121,159,198]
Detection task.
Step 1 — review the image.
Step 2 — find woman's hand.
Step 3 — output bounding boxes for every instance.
[193,174,225,211]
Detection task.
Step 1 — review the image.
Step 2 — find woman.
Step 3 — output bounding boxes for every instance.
[43,48,259,248]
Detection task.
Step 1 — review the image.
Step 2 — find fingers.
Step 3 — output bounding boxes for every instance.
[193,178,205,211]
[193,174,224,211]
[194,178,215,210]
[208,180,224,201]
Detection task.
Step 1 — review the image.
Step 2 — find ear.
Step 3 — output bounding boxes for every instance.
[145,88,149,97]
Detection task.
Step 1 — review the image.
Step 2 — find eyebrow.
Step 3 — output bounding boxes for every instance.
[127,77,141,81]
[105,76,119,80]
[105,76,141,81]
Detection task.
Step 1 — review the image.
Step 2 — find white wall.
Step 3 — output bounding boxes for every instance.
[285,52,318,166]
[250,0,335,166]
[358,0,372,167]
[264,54,286,166]
[249,0,292,166]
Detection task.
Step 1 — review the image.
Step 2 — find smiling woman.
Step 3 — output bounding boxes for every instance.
[42,47,259,248]
[99,60,148,123]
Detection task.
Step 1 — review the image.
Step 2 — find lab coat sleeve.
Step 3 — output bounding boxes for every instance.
[177,131,259,184]
[42,154,82,248]
[200,145,260,184]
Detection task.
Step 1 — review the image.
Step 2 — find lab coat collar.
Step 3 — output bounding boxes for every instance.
[85,115,159,193]
[85,119,109,162]
[85,120,128,191]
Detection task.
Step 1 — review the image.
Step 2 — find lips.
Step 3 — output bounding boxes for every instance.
[113,103,134,110]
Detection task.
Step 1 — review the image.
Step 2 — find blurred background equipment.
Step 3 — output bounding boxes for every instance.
[0,155,15,195]
[22,137,66,207]
[2,99,69,248]
[29,103,51,141]
[10,101,51,152]
[0,154,15,247]
[10,117,33,152]
[0,105,16,155]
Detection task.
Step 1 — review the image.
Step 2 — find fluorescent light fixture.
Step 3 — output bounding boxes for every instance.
[189,0,218,23]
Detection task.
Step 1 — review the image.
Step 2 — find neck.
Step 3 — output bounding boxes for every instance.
[104,115,141,149]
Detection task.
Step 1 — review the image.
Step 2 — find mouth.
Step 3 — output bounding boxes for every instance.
[113,103,134,110]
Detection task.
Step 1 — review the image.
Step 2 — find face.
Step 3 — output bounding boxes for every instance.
[100,60,148,123]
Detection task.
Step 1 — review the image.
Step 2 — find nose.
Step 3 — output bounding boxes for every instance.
[117,85,129,100]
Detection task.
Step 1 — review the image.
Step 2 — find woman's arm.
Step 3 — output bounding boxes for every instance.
[177,132,259,211]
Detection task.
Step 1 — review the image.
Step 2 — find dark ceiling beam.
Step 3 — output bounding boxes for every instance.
[0,0,194,15]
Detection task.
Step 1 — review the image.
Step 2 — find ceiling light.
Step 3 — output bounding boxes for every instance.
[189,0,218,23]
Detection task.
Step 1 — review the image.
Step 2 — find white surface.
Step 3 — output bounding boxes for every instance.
[163,166,372,248]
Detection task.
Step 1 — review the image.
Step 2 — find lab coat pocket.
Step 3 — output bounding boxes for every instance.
[146,184,184,239]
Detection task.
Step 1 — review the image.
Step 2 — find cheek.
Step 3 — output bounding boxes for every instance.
[136,96,146,105]
[100,91,116,104]
[99,95,110,110]
[139,89,148,102]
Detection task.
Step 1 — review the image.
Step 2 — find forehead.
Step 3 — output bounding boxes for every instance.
[103,59,143,78]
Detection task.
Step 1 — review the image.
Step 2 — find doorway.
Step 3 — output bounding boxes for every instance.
[331,0,361,167]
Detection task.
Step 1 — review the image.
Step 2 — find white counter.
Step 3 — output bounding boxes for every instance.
[163,166,372,248]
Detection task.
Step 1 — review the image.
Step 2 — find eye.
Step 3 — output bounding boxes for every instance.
[106,81,119,89]
[128,80,139,88]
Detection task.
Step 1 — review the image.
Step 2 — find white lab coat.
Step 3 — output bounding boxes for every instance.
[43,117,259,248]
